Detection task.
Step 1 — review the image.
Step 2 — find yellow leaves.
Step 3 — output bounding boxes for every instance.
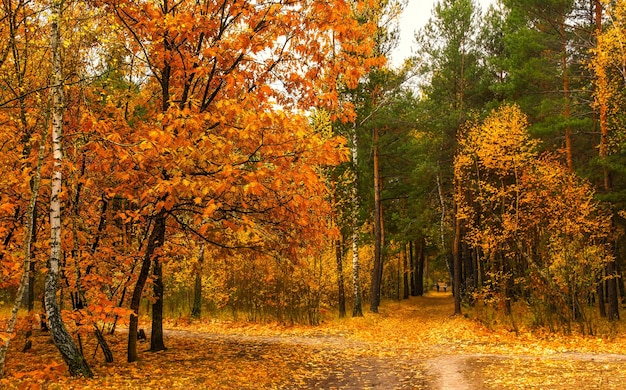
[0,331,12,343]
[460,105,537,175]
[4,293,626,389]
[456,104,609,305]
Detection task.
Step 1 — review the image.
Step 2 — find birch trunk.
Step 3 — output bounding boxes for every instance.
[44,0,93,376]
[0,128,48,378]
[452,204,462,316]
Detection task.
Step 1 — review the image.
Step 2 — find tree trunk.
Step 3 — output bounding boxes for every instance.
[26,255,36,312]
[409,241,417,296]
[150,255,167,352]
[452,208,462,315]
[93,326,114,363]
[370,126,382,313]
[472,248,479,292]
[335,239,347,318]
[560,18,573,172]
[0,134,47,378]
[23,204,38,352]
[191,244,205,319]
[597,275,607,318]
[437,174,452,280]
[350,128,363,317]
[594,0,620,322]
[110,248,138,335]
[607,259,620,321]
[463,241,473,294]
[616,260,625,307]
[416,238,425,296]
[402,243,409,299]
[43,1,93,377]
[128,212,166,362]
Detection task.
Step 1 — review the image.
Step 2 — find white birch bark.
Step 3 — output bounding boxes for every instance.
[44,1,93,376]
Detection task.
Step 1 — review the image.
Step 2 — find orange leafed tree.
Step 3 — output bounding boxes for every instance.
[0,0,381,371]
[84,0,382,361]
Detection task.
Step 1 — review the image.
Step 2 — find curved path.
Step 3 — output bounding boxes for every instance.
[158,295,626,389]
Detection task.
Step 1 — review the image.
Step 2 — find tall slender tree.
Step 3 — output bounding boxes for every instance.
[591,0,622,321]
[415,0,486,314]
[44,0,93,376]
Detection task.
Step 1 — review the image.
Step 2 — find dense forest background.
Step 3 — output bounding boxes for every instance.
[1,0,626,378]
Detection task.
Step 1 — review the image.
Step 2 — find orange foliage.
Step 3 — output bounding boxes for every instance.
[0,0,382,374]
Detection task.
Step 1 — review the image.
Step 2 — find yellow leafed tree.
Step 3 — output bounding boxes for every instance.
[455,105,610,331]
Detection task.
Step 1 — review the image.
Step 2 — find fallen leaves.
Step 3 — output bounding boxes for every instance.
[2,295,626,388]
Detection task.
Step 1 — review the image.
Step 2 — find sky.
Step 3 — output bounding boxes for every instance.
[391,0,497,67]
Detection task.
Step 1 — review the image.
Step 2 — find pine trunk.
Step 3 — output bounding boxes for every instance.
[617,261,625,306]
[409,241,417,296]
[597,276,607,318]
[436,175,452,280]
[370,126,382,313]
[594,0,619,322]
[416,238,425,296]
[402,243,409,299]
[560,18,573,172]
[452,208,462,315]
[607,259,620,321]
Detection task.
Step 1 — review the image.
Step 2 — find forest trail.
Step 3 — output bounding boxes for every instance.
[428,355,472,390]
[4,293,626,389]
[159,293,626,389]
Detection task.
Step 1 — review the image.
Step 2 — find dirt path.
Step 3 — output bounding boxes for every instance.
[162,328,429,389]
[6,295,626,389]
[428,355,472,390]
[155,294,626,389]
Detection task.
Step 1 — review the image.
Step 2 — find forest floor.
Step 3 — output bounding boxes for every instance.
[3,293,626,389]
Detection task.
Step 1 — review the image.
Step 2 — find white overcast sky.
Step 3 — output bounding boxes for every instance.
[392,0,497,66]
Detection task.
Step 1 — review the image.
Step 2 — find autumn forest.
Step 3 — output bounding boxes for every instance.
[2,0,626,388]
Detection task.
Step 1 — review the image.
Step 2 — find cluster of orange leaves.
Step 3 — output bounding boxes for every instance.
[0,0,385,370]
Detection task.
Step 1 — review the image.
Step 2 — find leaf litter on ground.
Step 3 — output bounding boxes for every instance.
[2,293,626,389]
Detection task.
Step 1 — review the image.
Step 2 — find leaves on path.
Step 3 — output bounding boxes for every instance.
[2,294,626,389]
